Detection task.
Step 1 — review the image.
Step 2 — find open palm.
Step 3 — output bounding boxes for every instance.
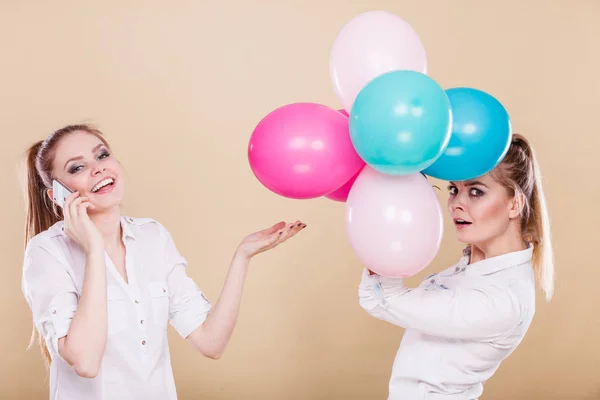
[237,221,306,259]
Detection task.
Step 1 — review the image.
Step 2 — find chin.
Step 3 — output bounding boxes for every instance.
[90,195,123,213]
[454,230,475,245]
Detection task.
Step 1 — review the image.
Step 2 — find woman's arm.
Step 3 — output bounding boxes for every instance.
[359,269,524,341]
[57,192,107,377]
[186,221,305,359]
[186,251,248,359]
[58,248,107,377]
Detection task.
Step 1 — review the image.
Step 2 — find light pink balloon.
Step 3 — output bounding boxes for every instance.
[345,166,443,278]
[325,168,362,202]
[248,102,364,199]
[330,10,427,112]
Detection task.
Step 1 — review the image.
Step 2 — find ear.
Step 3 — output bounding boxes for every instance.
[508,191,525,219]
[46,188,54,203]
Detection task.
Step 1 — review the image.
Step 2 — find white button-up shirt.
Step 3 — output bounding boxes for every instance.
[359,245,536,400]
[22,217,212,400]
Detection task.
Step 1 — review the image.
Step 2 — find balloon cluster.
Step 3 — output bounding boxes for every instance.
[248,10,512,278]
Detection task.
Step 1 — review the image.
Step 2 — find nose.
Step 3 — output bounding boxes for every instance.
[448,195,465,213]
[92,164,106,176]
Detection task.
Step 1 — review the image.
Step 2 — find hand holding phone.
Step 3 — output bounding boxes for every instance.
[53,181,104,253]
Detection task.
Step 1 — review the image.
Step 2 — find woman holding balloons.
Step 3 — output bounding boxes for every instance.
[248,9,554,399]
[329,13,555,399]
[356,133,554,399]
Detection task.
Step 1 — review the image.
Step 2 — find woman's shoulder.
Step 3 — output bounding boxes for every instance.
[25,221,65,252]
[23,222,71,275]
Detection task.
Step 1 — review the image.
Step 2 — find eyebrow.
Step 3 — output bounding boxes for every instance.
[449,180,489,188]
[63,143,105,170]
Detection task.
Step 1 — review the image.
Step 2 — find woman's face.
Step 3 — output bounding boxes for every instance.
[49,131,124,212]
[447,173,521,245]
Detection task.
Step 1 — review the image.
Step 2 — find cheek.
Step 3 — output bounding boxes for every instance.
[61,175,91,193]
[472,197,510,225]
[107,158,122,174]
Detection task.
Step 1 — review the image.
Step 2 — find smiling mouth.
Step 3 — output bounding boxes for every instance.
[91,178,115,193]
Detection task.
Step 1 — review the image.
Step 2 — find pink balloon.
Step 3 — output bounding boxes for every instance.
[249,102,364,199]
[325,168,362,202]
[345,166,443,278]
[323,109,365,202]
[330,10,427,112]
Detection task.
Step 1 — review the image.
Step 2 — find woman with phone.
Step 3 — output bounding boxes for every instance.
[22,124,306,399]
[358,135,555,399]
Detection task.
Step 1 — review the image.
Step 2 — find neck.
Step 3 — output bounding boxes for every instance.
[89,206,122,251]
[470,221,527,264]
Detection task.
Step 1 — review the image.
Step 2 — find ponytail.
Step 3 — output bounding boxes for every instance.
[494,134,555,302]
[524,145,555,302]
[25,141,62,246]
[24,141,58,367]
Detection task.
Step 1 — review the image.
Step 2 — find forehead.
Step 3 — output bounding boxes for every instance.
[453,173,498,187]
[54,131,104,160]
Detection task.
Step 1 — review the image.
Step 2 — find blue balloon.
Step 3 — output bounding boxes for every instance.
[422,88,512,181]
[349,70,452,175]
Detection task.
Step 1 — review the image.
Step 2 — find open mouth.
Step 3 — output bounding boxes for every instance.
[453,218,472,227]
[91,178,115,194]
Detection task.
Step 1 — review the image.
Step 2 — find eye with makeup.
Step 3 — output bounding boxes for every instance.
[98,148,110,160]
[67,148,111,174]
[447,185,485,197]
[469,187,485,197]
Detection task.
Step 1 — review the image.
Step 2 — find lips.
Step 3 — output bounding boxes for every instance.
[91,177,115,193]
[453,218,472,227]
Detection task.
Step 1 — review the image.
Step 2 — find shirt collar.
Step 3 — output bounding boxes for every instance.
[48,216,136,240]
[461,243,534,276]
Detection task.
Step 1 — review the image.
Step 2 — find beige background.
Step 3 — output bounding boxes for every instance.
[1,0,599,399]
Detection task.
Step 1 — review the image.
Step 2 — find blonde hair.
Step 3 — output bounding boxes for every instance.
[492,134,554,301]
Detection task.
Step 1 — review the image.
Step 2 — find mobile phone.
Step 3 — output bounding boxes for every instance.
[52,179,73,208]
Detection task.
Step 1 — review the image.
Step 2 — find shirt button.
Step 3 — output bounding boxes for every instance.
[140,320,144,325]
[142,340,146,345]
[51,309,57,314]
[162,288,166,293]
[135,300,140,304]
[430,279,435,283]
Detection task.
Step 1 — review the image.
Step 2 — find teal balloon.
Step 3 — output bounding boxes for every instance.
[422,88,511,181]
[349,70,452,175]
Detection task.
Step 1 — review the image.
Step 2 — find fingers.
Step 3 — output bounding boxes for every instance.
[273,221,306,245]
[62,191,80,222]
[69,196,92,219]
[78,201,95,219]
[264,221,286,235]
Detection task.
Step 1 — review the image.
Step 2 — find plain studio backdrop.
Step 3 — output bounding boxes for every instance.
[1,1,599,399]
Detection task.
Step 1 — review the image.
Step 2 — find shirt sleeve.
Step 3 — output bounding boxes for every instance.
[21,242,79,360]
[162,229,212,339]
[358,269,523,341]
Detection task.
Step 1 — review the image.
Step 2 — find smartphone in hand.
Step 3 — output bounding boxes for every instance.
[52,179,73,208]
